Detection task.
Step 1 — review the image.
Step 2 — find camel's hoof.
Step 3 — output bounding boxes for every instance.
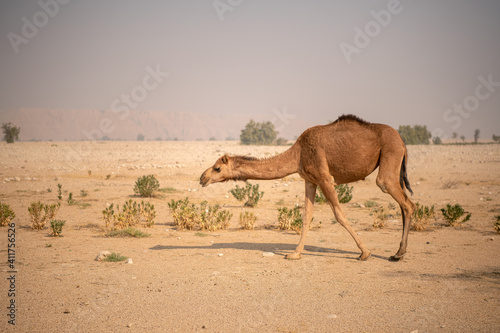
[285,252,302,260]
[358,251,371,261]
[389,255,404,262]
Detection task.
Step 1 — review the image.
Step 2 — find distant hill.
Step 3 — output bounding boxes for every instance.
[0,109,311,142]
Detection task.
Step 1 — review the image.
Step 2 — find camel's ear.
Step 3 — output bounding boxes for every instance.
[221,155,229,164]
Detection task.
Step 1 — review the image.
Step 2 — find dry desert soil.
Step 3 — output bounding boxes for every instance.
[1,141,499,332]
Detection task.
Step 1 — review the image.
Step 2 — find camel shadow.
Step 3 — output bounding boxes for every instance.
[150,242,389,261]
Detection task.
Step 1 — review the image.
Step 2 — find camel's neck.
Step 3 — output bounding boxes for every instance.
[231,144,300,181]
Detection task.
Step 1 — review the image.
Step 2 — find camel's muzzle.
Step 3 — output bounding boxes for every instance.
[199,170,211,187]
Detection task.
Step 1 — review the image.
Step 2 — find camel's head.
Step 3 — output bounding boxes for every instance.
[200,154,234,187]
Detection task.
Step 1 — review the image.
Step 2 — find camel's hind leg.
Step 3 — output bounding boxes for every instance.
[286,180,316,260]
[319,178,371,261]
[376,153,416,261]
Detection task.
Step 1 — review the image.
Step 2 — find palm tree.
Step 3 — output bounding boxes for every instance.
[474,129,480,144]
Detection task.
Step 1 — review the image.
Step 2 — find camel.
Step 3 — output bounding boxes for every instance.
[200,114,416,261]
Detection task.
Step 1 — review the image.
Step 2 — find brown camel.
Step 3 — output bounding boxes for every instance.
[200,114,416,261]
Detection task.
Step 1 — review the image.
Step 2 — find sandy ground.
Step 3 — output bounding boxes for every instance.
[0,140,499,333]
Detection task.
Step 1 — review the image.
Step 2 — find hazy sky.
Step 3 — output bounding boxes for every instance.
[1,0,499,139]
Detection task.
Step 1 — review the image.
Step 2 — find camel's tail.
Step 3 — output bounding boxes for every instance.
[400,149,413,195]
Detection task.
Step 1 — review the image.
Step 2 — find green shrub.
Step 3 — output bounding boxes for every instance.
[440,204,471,226]
[50,219,66,237]
[0,202,16,227]
[102,200,156,230]
[398,125,432,145]
[2,122,20,143]
[103,252,128,262]
[276,137,288,146]
[335,184,353,203]
[199,201,233,231]
[314,188,328,204]
[230,182,264,207]
[277,206,302,232]
[141,201,156,227]
[432,136,442,145]
[105,227,150,238]
[412,203,435,231]
[493,215,500,234]
[168,197,232,231]
[371,206,388,229]
[239,211,257,230]
[67,192,75,205]
[240,120,277,145]
[28,202,61,230]
[134,175,160,197]
[168,197,198,230]
[315,186,353,204]
[364,200,378,208]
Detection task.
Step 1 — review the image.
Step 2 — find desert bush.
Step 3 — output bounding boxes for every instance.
[314,187,328,204]
[240,120,277,145]
[335,184,353,203]
[103,252,128,262]
[412,203,435,231]
[371,206,388,229]
[168,197,199,230]
[2,122,20,143]
[67,192,75,205]
[239,211,257,230]
[230,182,264,207]
[105,227,151,238]
[398,125,432,145]
[315,184,353,204]
[277,206,303,232]
[168,197,232,231]
[199,201,233,231]
[0,202,16,227]
[134,174,160,197]
[440,203,471,226]
[50,219,66,237]
[102,200,156,230]
[57,183,62,200]
[102,204,115,230]
[141,201,156,227]
[28,202,60,230]
[276,137,288,146]
[493,215,500,234]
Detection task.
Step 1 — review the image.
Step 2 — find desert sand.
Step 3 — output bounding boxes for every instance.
[1,141,499,332]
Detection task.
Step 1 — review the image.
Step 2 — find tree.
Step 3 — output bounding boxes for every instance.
[452,132,458,139]
[493,134,500,143]
[460,135,465,143]
[137,133,145,141]
[240,120,277,145]
[432,136,442,145]
[474,129,480,144]
[2,123,20,143]
[398,125,431,145]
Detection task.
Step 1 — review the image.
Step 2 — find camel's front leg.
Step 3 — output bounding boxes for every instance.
[285,180,316,260]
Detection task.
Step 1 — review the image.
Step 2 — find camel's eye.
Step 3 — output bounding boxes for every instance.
[214,166,221,173]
